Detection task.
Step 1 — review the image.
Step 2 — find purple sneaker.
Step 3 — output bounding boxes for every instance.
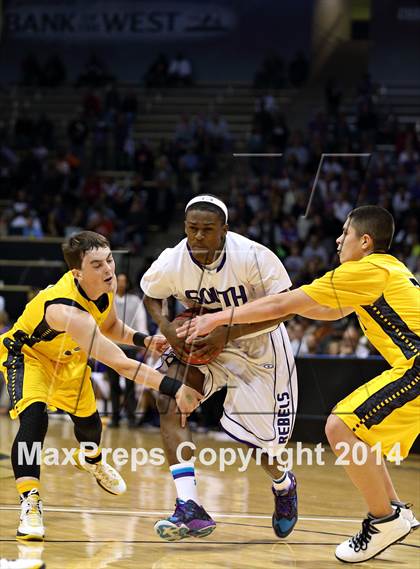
[272,471,298,538]
[154,499,216,541]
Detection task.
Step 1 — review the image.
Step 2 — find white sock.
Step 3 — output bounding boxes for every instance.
[170,462,199,503]
[272,472,291,493]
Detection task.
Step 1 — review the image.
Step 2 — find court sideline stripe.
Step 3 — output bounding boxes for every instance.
[0,505,363,523]
[0,538,417,548]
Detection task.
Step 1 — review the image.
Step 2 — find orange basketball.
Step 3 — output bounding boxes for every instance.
[173,307,222,365]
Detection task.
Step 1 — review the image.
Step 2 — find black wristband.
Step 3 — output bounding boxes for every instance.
[159,375,183,398]
[133,332,147,348]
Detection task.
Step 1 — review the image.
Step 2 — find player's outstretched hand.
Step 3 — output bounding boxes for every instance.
[188,328,228,359]
[175,384,203,427]
[144,334,169,355]
[161,321,196,361]
[176,314,219,342]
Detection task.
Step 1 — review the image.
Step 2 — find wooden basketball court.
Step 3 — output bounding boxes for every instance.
[0,415,418,568]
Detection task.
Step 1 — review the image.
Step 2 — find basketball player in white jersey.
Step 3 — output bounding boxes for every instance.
[141,195,298,541]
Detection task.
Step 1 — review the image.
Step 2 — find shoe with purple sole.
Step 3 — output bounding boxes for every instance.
[154,499,216,541]
[272,471,298,538]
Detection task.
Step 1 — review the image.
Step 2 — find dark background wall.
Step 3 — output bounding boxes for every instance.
[293,357,420,457]
[201,357,420,455]
[370,0,420,81]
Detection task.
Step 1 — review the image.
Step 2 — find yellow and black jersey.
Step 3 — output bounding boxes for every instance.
[301,254,420,368]
[1,271,113,364]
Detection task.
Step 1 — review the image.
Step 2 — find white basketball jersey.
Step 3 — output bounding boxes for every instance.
[141,231,297,454]
[141,231,292,310]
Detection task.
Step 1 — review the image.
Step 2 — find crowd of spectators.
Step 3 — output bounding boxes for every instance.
[0,78,231,249]
[21,53,116,89]
[1,69,419,356]
[20,53,67,88]
[222,73,419,357]
[21,51,194,90]
[287,318,376,359]
[1,45,231,247]
[144,53,193,88]
[254,50,309,89]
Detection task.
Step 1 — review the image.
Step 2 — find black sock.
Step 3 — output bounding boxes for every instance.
[85,451,102,465]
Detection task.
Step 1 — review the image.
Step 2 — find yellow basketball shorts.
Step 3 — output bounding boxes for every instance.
[333,356,420,460]
[1,341,97,419]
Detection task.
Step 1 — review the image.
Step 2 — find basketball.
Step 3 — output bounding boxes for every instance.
[173,307,223,365]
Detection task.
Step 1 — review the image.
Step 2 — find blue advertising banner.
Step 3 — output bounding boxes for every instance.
[4,1,237,41]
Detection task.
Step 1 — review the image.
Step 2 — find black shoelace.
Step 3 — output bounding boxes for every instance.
[350,518,378,552]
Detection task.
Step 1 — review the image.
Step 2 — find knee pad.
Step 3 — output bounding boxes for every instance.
[17,402,49,441]
[70,411,102,446]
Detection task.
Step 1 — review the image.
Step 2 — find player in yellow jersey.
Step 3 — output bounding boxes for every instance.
[177,205,419,563]
[0,231,202,542]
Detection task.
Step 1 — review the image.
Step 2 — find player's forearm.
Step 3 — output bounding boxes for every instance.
[89,337,154,390]
[103,318,138,344]
[116,357,164,391]
[300,306,354,321]
[143,296,171,332]
[116,357,186,401]
[102,318,151,350]
[227,318,286,340]
[214,295,289,327]
[88,333,168,392]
